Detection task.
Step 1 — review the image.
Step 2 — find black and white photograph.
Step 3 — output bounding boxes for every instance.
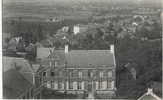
[2,0,162,99]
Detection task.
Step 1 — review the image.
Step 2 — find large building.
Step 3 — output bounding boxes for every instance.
[37,45,116,98]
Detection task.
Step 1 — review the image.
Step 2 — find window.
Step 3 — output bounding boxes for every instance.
[47,81,51,88]
[99,81,102,90]
[69,71,73,77]
[51,71,54,76]
[49,61,52,67]
[55,61,58,66]
[78,72,82,78]
[88,70,93,78]
[58,81,62,89]
[69,81,73,90]
[51,81,54,88]
[111,81,114,89]
[77,82,82,90]
[107,80,111,89]
[58,81,64,90]
[54,82,58,89]
[95,81,99,90]
[100,72,104,78]
[108,71,112,78]
[90,72,93,77]
[102,81,107,90]
[43,71,46,77]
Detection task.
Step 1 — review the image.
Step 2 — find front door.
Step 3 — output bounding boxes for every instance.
[87,81,95,99]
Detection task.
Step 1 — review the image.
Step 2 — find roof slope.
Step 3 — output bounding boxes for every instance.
[3,69,32,99]
[3,56,34,84]
[37,47,54,59]
[65,50,114,67]
[37,48,115,68]
[3,56,34,98]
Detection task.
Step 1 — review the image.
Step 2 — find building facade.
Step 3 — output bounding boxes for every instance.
[37,45,116,98]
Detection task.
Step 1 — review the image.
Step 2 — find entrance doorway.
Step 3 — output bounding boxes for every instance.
[87,81,95,99]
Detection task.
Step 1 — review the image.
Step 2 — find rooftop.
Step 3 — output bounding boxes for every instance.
[37,47,115,68]
[3,56,34,98]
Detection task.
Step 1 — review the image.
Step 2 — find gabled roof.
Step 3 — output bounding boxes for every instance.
[3,69,32,99]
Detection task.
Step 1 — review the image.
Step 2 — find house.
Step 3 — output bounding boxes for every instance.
[73,24,88,35]
[62,26,69,32]
[137,88,162,100]
[3,56,42,99]
[37,44,116,98]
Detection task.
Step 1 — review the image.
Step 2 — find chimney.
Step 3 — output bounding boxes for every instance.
[110,44,114,54]
[65,45,69,53]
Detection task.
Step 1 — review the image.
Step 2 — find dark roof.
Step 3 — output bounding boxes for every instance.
[65,50,115,67]
[3,56,34,98]
[38,47,115,68]
[37,47,54,59]
[3,56,34,84]
[3,69,32,99]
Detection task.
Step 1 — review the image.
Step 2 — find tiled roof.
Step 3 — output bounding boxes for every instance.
[65,50,114,67]
[37,47,115,68]
[3,56,34,98]
[37,47,54,59]
[3,69,32,99]
[3,56,34,84]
